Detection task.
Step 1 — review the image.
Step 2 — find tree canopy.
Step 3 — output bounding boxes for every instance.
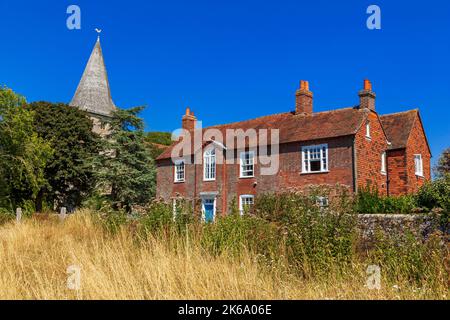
[434,147,450,178]
[27,101,101,211]
[0,87,53,211]
[91,106,156,212]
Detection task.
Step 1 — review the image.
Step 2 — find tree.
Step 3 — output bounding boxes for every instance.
[434,147,450,178]
[92,107,156,212]
[0,87,53,211]
[27,102,101,211]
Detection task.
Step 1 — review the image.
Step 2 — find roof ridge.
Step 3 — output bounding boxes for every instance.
[203,106,360,129]
[380,109,418,117]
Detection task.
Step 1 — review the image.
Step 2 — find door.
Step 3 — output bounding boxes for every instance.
[202,198,215,223]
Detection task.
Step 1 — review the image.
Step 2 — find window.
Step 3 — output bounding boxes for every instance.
[381,152,387,174]
[203,148,216,181]
[240,151,255,178]
[366,121,371,139]
[316,196,329,208]
[239,195,254,215]
[302,144,328,173]
[174,160,185,182]
[414,154,423,176]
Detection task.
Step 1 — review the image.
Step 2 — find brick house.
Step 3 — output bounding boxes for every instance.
[156,80,431,221]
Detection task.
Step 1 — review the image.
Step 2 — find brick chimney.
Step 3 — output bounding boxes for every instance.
[182,107,197,131]
[295,80,313,115]
[358,79,376,111]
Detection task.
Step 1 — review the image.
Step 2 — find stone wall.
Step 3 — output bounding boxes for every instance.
[356,213,440,245]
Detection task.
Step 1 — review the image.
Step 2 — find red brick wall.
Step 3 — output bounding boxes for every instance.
[386,148,407,196]
[355,112,389,195]
[405,116,431,193]
[156,136,355,213]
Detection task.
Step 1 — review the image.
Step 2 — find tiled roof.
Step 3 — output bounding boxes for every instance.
[380,110,417,150]
[157,107,370,160]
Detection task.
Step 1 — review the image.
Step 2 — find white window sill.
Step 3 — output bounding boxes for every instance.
[365,136,372,141]
[415,174,424,178]
[301,170,330,175]
[381,171,386,176]
[174,180,185,184]
[203,178,216,182]
[239,175,255,179]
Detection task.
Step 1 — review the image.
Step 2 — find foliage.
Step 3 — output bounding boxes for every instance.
[0,87,53,211]
[369,230,448,287]
[27,102,101,211]
[415,174,450,229]
[434,147,450,178]
[354,186,416,214]
[145,131,172,146]
[254,190,357,277]
[90,107,156,213]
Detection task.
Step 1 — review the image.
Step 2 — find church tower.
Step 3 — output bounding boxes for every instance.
[70,33,116,135]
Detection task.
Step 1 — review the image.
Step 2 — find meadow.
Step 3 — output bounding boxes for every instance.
[0,200,447,300]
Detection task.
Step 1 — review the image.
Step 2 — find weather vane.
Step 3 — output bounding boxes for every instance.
[95,28,102,41]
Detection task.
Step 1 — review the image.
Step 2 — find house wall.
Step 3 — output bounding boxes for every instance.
[355,111,389,195]
[156,136,355,214]
[405,116,431,193]
[386,148,408,196]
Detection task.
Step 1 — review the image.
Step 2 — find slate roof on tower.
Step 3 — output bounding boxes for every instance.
[70,37,117,117]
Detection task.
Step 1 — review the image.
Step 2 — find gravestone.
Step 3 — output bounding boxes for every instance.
[60,207,67,221]
[16,207,22,222]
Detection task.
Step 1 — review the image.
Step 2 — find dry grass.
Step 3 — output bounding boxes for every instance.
[0,210,447,300]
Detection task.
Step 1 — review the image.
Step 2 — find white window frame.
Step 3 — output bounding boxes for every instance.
[174,160,185,182]
[381,152,387,175]
[301,144,329,174]
[239,194,254,215]
[316,196,329,208]
[239,151,255,178]
[366,121,371,139]
[203,148,216,181]
[201,197,216,222]
[414,154,423,177]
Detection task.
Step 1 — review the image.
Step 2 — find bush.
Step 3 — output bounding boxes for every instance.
[370,230,448,286]
[200,213,278,258]
[354,186,416,214]
[254,191,357,277]
[415,174,450,229]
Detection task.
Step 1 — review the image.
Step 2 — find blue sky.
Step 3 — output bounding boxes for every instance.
[1,0,449,166]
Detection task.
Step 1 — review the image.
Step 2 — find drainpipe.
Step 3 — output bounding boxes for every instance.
[352,137,358,193]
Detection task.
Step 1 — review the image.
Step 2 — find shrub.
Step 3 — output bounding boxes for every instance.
[369,230,448,287]
[200,213,278,258]
[354,186,416,214]
[415,174,450,229]
[254,191,357,278]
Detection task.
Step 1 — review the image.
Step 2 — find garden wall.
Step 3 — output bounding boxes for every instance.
[356,213,440,245]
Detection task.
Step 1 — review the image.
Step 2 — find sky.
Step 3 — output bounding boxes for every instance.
[0,0,449,167]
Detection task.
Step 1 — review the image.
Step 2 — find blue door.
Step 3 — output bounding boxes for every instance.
[203,199,215,223]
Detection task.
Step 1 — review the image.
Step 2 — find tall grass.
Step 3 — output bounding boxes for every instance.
[0,205,447,299]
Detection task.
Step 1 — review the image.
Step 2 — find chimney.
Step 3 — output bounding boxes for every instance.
[182,107,197,131]
[295,80,313,115]
[358,79,376,111]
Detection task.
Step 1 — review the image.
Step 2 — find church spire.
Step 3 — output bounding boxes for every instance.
[70,31,116,117]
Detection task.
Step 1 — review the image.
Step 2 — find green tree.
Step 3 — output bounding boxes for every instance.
[92,106,156,212]
[434,147,450,178]
[0,87,53,211]
[27,102,101,211]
